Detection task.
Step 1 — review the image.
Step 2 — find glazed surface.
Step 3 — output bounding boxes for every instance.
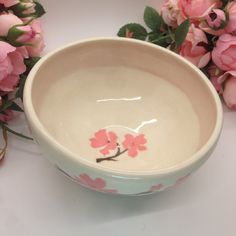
[39,66,200,171]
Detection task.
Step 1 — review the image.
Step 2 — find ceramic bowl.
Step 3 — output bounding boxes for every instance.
[23,38,223,195]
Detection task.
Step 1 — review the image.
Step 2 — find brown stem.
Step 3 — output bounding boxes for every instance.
[96,148,128,163]
[0,127,8,164]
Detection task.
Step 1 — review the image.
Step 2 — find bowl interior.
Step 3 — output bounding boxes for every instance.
[29,39,219,172]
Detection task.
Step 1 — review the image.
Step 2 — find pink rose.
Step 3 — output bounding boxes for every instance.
[15,25,36,43]
[25,19,45,57]
[0,13,22,36]
[122,134,147,158]
[199,9,226,36]
[212,34,236,71]
[0,0,19,7]
[178,0,221,21]
[20,0,36,15]
[0,41,26,92]
[217,71,236,109]
[223,77,236,110]
[206,9,226,29]
[208,63,223,93]
[0,109,14,122]
[0,14,40,47]
[225,1,236,34]
[161,0,185,28]
[179,24,211,68]
[9,0,36,17]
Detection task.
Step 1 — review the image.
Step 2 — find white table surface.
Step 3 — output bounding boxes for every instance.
[1,1,236,235]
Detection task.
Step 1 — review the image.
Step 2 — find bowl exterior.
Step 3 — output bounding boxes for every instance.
[23,38,223,195]
[28,122,218,195]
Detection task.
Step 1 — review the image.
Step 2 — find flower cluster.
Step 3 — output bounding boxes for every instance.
[118,1,236,110]
[0,0,45,160]
[90,129,147,163]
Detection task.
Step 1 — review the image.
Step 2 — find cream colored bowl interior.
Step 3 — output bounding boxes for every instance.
[29,39,219,172]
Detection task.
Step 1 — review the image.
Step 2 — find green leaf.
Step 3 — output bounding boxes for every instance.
[222,0,230,8]
[148,32,171,47]
[0,100,13,112]
[16,74,28,99]
[34,1,46,17]
[10,102,24,112]
[0,99,23,112]
[117,23,148,40]
[10,1,46,18]
[25,57,41,71]
[2,124,33,140]
[10,3,28,18]
[7,25,25,47]
[174,19,190,49]
[144,6,162,31]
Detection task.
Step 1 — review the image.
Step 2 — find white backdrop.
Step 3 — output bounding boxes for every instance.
[0,1,235,235]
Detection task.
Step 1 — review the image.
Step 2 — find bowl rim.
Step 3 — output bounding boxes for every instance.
[23,37,223,177]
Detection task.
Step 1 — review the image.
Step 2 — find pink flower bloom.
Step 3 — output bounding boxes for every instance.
[122,134,147,158]
[0,109,14,122]
[212,34,236,71]
[208,63,223,93]
[25,19,45,57]
[0,0,19,7]
[179,24,211,68]
[225,1,236,34]
[166,174,191,190]
[174,174,190,186]
[0,13,37,46]
[217,70,236,110]
[206,9,226,29]
[150,184,164,192]
[0,13,22,36]
[16,25,35,43]
[90,129,118,155]
[0,41,26,92]
[17,46,29,58]
[75,174,117,193]
[223,77,236,110]
[21,1,36,15]
[199,23,226,36]
[178,0,221,21]
[161,0,185,28]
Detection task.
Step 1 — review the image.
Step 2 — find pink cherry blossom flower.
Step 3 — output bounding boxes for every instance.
[122,134,147,158]
[173,174,190,187]
[90,129,118,155]
[212,34,236,71]
[165,174,191,190]
[150,183,164,192]
[179,24,211,68]
[0,0,19,7]
[75,174,117,193]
